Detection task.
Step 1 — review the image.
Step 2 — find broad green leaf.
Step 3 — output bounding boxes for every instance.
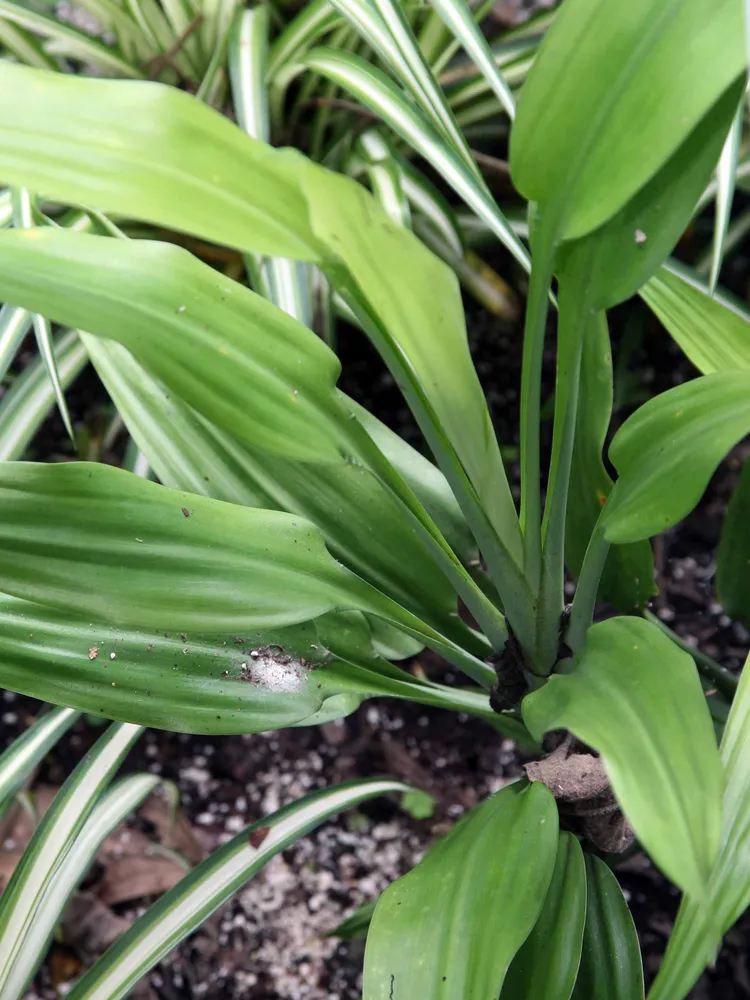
[571,856,643,1000]
[0,63,317,259]
[0,722,143,991]
[65,779,409,1000]
[0,461,354,628]
[501,832,586,1000]
[648,652,750,1000]
[0,228,347,465]
[523,616,723,900]
[2,773,161,999]
[0,329,87,462]
[0,593,345,733]
[541,81,739,644]
[564,312,654,611]
[0,590,503,734]
[348,399,475,565]
[362,781,558,999]
[0,64,522,581]
[84,335,467,634]
[511,0,744,241]
[299,151,525,577]
[640,264,750,374]
[0,462,494,687]
[0,706,78,807]
[717,458,750,628]
[559,83,743,311]
[604,372,750,544]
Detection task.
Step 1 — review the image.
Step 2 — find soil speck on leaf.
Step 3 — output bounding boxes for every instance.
[249,827,270,849]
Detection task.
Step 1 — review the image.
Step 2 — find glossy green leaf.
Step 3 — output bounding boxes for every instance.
[362,781,558,999]
[559,83,743,311]
[83,335,465,633]
[717,458,750,628]
[523,616,722,900]
[564,312,654,611]
[349,399,475,564]
[0,461,360,630]
[2,773,161,999]
[0,460,475,668]
[0,227,347,465]
[571,856,643,1000]
[501,832,586,1000]
[0,722,143,992]
[298,148,526,588]
[0,461,493,687]
[0,62,317,260]
[66,779,408,1000]
[640,264,750,374]
[0,64,522,584]
[511,0,744,241]
[0,593,351,733]
[604,372,750,544]
[648,652,750,1000]
[0,706,78,807]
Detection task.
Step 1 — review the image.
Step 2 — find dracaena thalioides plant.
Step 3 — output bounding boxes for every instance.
[2,0,750,998]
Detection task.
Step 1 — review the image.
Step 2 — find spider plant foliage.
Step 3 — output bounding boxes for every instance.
[1,0,750,996]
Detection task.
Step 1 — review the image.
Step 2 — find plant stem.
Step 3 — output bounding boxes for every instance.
[518,207,556,590]
[643,609,738,700]
[566,516,610,653]
[535,260,593,671]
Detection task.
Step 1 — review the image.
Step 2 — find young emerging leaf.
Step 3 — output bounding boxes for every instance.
[571,856,644,1000]
[501,832,586,1000]
[523,617,723,901]
[363,781,559,999]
